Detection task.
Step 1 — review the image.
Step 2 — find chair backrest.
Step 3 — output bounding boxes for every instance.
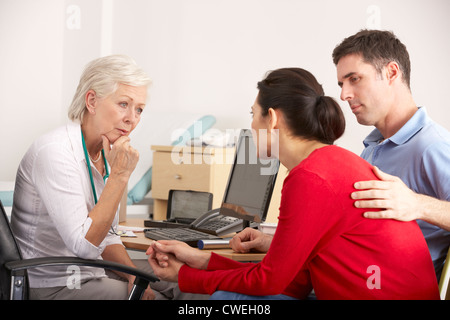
[0,201,27,300]
[439,247,450,300]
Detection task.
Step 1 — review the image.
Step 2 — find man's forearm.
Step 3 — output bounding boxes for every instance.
[417,194,450,231]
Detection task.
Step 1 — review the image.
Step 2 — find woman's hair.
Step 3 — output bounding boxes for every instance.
[332,29,411,89]
[257,68,345,145]
[68,54,152,123]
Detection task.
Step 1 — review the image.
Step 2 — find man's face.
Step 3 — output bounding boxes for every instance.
[336,53,391,127]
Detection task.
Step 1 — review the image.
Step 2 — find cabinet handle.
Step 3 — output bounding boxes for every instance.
[174,174,182,179]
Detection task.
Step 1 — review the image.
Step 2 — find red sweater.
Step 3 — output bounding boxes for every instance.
[179,146,440,299]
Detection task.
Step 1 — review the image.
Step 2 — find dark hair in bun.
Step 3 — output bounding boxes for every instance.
[257,68,345,144]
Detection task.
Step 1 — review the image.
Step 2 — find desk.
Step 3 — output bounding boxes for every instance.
[120,219,265,262]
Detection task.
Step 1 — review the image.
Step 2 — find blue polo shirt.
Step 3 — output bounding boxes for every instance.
[361,107,450,280]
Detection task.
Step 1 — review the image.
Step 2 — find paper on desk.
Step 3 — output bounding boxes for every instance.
[117,225,146,232]
[117,225,144,237]
[115,230,136,237]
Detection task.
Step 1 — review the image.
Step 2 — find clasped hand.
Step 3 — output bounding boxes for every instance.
[147,228,273,282]
[146,240,210,282]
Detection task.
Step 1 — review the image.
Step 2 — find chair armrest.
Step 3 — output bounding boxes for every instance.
[5,256,159,283]
[5,256,159,300]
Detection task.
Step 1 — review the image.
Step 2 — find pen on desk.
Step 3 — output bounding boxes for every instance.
[197,238,232,250]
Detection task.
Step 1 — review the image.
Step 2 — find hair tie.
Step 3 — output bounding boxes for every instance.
[316,95,324,105]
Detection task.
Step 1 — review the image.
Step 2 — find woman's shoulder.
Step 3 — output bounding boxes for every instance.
[296,145,367,173]
[25,123,80,160]
[288,145,375,189]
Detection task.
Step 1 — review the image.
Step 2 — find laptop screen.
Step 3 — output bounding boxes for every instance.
[167,190,213,221]
[219,129,279,223]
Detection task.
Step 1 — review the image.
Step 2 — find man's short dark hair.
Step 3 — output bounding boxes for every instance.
[332,30,411,89]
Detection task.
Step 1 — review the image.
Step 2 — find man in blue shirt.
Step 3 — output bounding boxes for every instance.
[332,30,450,282]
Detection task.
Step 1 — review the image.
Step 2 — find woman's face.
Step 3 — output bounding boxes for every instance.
[90,84,147,143]
[251,98,278,159]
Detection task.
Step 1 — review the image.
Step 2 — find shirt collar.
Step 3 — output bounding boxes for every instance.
[363,107,429,147]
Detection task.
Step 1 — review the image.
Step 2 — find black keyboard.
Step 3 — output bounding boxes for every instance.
[145,228,221,247]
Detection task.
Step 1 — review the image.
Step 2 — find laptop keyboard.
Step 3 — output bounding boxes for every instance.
[145,228,221,247]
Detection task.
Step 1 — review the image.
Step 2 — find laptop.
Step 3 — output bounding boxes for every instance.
[145,129,280,247]
[144,190,213,228]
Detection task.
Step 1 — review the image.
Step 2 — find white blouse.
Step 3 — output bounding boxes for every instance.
[11,122,122,288]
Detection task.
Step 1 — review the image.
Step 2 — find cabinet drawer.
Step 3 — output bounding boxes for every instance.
[152,151,211,199]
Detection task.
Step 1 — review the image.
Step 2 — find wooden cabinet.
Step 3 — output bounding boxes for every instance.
[150,145,286,223]
[151,145,235,220]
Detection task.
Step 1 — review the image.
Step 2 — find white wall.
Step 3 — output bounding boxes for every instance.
[1,0,450,181]
[0,0,64,180]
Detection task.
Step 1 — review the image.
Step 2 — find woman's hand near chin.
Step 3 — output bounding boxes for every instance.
[102,135,139,181]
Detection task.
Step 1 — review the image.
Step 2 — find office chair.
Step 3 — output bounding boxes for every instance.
[439,247,450,300]
[0,200,158,300]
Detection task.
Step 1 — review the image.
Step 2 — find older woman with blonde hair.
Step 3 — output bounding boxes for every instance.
[11,55,191,300]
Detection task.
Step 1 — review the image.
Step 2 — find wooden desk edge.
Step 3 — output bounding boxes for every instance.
[120,219,265,262]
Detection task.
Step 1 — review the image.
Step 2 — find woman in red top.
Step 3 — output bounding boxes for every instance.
[147,68,439,300]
